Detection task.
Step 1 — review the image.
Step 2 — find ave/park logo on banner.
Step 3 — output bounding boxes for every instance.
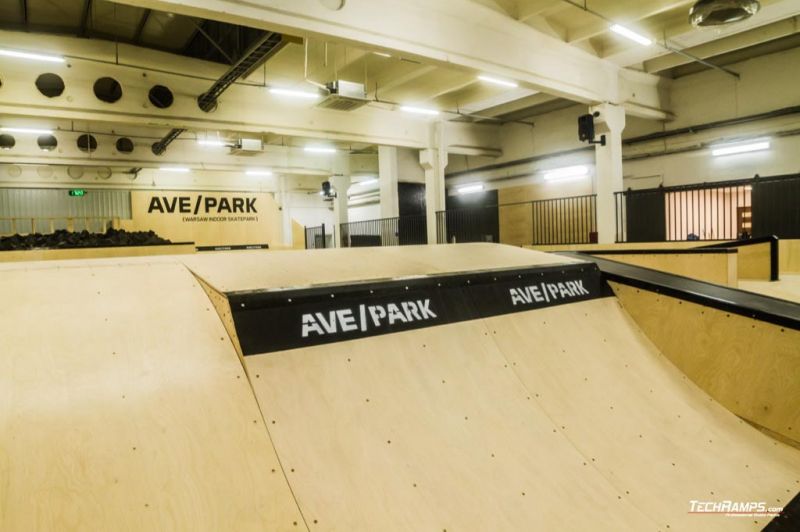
[147,195,258,215]
[145,194,260,223]
[230,264,614,355]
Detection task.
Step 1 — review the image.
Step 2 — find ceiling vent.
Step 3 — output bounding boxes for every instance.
[229,138,263,156]
[690,0,760,27]
[316,80,369,111]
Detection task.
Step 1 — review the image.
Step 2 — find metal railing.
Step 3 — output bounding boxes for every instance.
[0,216,119,236]
[340,215,427,247]
[304,223,332,249]
[436,194,597,245]
[615,173,800,242]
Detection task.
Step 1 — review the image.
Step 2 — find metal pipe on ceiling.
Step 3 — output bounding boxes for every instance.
[151,31,287,155]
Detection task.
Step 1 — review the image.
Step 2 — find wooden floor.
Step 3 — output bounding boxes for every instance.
[2,244,798,531]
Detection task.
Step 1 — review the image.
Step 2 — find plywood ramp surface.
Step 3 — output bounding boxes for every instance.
[183,243,579,292]
[486,299,800,531]
[610,282,800,446]
[244,299,800,531]
[0,262,305,531]
[245,319,655,531]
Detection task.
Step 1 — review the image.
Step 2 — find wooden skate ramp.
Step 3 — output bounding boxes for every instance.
[0,261,305,531]
[201,244,800,532]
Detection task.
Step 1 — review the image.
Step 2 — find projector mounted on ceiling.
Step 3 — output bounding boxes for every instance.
[689,0,760,27]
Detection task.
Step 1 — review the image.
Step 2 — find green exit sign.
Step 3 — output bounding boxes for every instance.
[68,189,86,197]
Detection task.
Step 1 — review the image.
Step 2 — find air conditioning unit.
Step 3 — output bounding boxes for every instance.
[229,138,263,156]
[316,80,369,111]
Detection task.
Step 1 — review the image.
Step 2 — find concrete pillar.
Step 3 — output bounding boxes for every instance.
[420,148,447,244]
[378,145,399,219]
[277,176,293,247]
[590,103,626,244]
[330,175,351,247]
[419,122,448,244]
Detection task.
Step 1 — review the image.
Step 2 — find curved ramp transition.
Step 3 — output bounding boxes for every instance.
[1,244,798,531]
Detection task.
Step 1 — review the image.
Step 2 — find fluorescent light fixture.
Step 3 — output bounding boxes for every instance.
[478,75,518,88]
[372,51,392,58]
[0,127,54,135]
[401,106,440,116]
[304,146,337,154]
[457,183,485,195]
[610,24,652,46]
[268,87,321,99]
[160,167,190,173]
[0,48,65,63]
[711,140,770,157]
[357,178,378,186]
[246,169,273,176]
[543,165,589,181]
[197,139,226,147]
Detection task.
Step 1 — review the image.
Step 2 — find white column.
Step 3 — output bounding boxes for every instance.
[590,103,626,244]
[419,122,448,244]
[277,176,293,247]
[378,145,399,218]
[330,175,351,247]
[419,148,447,244]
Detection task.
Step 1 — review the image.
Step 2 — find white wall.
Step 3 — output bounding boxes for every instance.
[287,192,334,229]
[449,45,800,196]
[348,203,381,222]
[397,147,425,183]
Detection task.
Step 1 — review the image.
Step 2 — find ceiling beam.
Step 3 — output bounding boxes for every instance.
[472,0,518,17]
[188,19,234,64]
[644,16,800,73]
[133,8,151,44]
[78,0,92,37]
[602,0,800,68]
[517,0,559,23]
[476,91,556,118]
[371,64,437,99]
[112,0,670,119]
[566,0,693,44]
[0,32,501,151]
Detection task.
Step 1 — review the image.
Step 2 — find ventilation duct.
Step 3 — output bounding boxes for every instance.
[689,0,760,27]
[316,80,369,112]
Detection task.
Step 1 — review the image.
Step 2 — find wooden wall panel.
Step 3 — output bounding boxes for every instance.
[120,191,282,248]
[592,252,738,286]
[737,241,772,280]
[611,281,800,445]
[498,203,532,246]
[780,239,800,273]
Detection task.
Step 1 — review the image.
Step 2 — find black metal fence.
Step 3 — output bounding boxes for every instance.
[340,215,427,247]
[436,194,597,245]
[614,173,800,242]
[304,223,332,249]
